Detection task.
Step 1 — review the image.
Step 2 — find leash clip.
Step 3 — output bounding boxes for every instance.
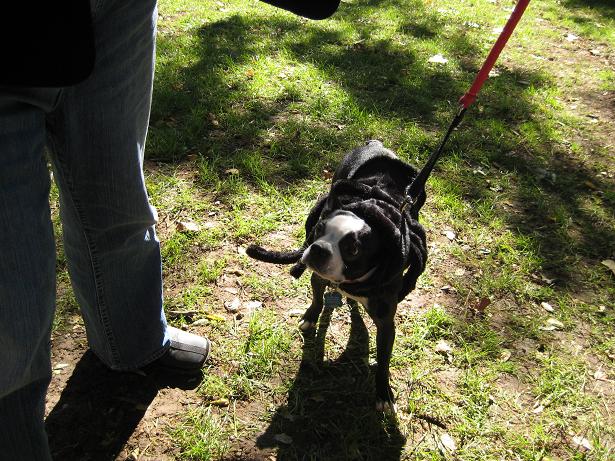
[400,196,415,213]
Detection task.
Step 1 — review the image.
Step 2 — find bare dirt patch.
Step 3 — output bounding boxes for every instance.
[45,329,198,461]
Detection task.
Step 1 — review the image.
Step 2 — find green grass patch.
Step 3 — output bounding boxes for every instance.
[172,407,232,460]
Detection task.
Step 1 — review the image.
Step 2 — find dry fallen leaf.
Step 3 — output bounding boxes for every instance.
[176,220,201,233]
[601,259,615,275]
[547,318,564,328]
[572,435,593,452]
[539,318,564,331]
[444,230,456,241]
[428,54,448,64]
[208,113,220,127]
[224,298,241,313]
[499,349,512,362]
[435,340,453,363]
[435,340,453,354]
[593,369,607,381]
[439,433,457,453]
[205,313,226,322]
[541,302,555,312]
[540,274,557,285]
[210,398,230,407]
[475,297,491,313]
[244,301,263,311]
[224,168,240,175]
[532,402,544,414]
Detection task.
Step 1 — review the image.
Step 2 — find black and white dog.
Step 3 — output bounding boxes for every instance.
[247,140,428,411]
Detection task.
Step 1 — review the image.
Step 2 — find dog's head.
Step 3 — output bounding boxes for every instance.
[300,210,381,283]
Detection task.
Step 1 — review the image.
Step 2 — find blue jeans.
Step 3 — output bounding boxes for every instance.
[0,0,169,458]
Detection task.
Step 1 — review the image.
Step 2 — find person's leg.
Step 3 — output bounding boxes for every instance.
[45,0,169,370]
[0,88,60,460]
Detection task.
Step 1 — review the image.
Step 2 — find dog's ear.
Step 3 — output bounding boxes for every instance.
[289,263,307,279]
[356,224,378,249]
[344,199,405,285]
[304,194,329,241]
[326,194,342,211]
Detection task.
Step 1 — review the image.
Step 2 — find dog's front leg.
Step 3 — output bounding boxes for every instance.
[299,273,328,331]
[372,301,397,413]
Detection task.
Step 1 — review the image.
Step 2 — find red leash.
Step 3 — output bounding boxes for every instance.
[403,0,531,207]
[460,0,531,108]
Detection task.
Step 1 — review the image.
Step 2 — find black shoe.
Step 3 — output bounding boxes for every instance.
[147,326,211,375]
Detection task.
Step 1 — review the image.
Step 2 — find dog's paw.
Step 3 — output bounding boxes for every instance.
[298,319,316,331]
[375,400,398,414]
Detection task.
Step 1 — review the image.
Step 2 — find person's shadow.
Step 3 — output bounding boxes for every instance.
[45,350,200,460]
[257,302,405,460]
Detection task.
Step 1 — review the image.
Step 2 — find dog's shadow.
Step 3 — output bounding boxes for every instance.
[257,302,405,460]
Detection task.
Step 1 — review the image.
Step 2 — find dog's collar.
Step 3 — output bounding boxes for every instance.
[329,265,377,291]
[344,265,377,284]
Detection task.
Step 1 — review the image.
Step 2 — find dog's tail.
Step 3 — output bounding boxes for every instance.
[245,245,303,264]
[245,245,308,279]
[246,245,307,279]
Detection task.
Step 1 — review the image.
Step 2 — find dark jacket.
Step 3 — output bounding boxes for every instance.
[0,0,339,87]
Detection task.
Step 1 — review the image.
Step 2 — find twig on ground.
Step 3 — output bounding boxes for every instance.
[413,413,448,429]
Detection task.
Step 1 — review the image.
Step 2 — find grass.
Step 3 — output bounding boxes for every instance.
[197,308,295,402]
[173,407,232,460]
[49,0,615,459]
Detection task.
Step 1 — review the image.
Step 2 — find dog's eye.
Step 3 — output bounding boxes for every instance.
[340,233,361,258]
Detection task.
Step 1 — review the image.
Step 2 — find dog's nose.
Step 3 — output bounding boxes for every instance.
[305,241,332,268]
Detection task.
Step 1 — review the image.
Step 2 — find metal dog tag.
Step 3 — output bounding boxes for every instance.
[324,291,343,308]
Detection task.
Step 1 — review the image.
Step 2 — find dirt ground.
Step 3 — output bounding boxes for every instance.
[46,331,187,460]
